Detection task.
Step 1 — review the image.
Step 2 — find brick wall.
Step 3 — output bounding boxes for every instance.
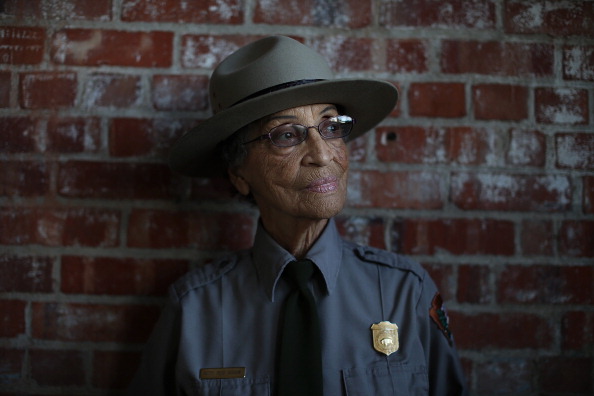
[1,0,592,394]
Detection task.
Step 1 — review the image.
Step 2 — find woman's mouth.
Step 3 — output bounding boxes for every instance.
[306,176,339,193]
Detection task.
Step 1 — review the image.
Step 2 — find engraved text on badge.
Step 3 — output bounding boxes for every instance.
[371,321,399,356]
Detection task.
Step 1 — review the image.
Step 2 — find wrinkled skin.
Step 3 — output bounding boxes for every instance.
[228,104,349,258]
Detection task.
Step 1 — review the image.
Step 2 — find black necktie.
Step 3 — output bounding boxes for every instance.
[277,260,323,396]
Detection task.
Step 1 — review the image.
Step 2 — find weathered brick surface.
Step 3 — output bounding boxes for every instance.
[0,71,11,107]
[0,26,45,64]
[441,41,554,77]
[61,256,189,295]
[472,84,528,121]
[504,0,594,36]
[19,72,77,109]
[50,29,173,67]
[409,82,466,118]
[1,2,592,395]
[122,0,243,23]
[535,87,589,125]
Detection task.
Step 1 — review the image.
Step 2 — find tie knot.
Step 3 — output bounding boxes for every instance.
[284,260,315,288]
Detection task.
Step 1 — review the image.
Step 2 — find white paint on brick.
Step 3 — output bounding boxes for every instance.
[556,135,592,168]
[564,46,594,80]
[52,30,102,64]
[541,88,585,124]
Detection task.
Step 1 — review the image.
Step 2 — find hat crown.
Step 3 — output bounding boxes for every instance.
[209,36,334,114]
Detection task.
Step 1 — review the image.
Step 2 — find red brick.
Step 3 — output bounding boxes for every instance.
[127,209,255,250]
[448,127,503,166]
[152,74,209,111]
[376,126,449,164]
[397,218,515,256]
[538,357,593,394]
[473,84,528,120]
[254,0,371,28]
[584,176,594,214]
[379,0,496,29]
[46,117,101,152]
[31,302,160,343]
[0,255,53,292]
[505,0,594,36]
[0,300,26,337]
[563,45,594,81]
[0,117,42,153]
[190,176,246,201]
[109,117,196,157]
[559,220,594,257]
[1,0,111,20]
[29,349,86,386]
[441,40,554,77]
[0,160,51,196]
[0,348,24,384]
[181,34,260,69]
[521,220,554,256]
[535,87,589,125]
[61,256,188,295]
[387,40,429,74]
[562,311,594,351]
[0,26,44,65]
[58,161,185,200]
[347,132,368,162]
[83,73,142,108]
[335,216,386,250]
[506,128,546,167]
[348,170,444,209]
[0,72,10,107]
[0,207,120,247]
[93,350,142,389]
[498,265,593,304]
[122,0,243,23]
[555,133,594,169]
[423,263,455,301]
[310,37,374,72]
[449,311,553,349]
[19,72,77,109]
[451,172,572,212]
[51,29,173,67]
[457,265,491,304]
[409,82,466,118]
[475,360,533,394]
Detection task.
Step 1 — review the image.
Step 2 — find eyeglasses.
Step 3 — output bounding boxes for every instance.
[242,115,355,147]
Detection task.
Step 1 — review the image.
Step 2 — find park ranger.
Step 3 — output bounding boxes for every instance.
[127,35,468,396]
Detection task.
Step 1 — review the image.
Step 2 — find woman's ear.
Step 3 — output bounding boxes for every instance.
[227,167,250,196]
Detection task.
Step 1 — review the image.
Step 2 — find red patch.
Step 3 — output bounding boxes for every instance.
[429,292,452,344]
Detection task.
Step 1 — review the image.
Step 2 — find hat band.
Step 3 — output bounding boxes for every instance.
[231,79,325,107]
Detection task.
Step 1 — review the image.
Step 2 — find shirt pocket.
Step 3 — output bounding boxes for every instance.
[343,363,428,396]
[191,377,271,396]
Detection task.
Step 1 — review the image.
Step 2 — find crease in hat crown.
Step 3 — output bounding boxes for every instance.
[168,35,399,177]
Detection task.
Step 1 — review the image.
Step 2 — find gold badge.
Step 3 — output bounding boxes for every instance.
[371,321,399,356]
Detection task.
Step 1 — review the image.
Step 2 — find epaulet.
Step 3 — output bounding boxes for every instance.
[172,253,243,300]
[350,242,426,281]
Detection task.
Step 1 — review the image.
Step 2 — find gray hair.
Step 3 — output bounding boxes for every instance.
[216,117,268,170]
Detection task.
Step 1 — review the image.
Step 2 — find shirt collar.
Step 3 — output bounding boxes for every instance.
[252,218,343,302]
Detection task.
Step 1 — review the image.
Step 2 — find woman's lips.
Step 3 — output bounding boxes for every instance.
[306,176,338,193]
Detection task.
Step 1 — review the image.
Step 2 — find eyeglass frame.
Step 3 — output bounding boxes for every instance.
[242,115,355,147]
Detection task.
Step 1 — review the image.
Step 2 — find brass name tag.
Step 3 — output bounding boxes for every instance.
[200,367,246,379]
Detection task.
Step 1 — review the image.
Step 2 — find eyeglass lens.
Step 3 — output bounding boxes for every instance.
[269,115,354,147]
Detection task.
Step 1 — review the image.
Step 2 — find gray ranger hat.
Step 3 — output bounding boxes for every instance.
[169,35,398,177]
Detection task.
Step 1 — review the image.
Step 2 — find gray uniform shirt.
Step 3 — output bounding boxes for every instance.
[127,219,468,395]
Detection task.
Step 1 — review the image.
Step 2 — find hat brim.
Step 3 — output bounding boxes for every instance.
[169,78,398,177]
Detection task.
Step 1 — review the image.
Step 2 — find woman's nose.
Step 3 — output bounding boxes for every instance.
[301,128,334,167]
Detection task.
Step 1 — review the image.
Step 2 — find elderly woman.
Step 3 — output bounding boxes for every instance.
[128,36,467,396]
